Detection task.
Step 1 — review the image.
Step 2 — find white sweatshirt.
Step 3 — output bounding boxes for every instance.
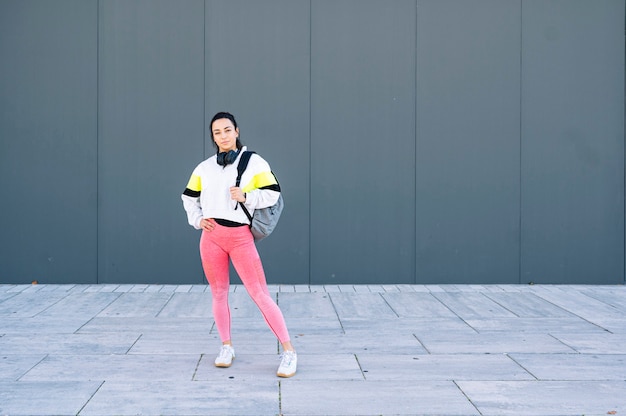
[181,147,280,229]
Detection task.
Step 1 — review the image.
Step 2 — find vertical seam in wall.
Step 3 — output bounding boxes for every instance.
[203,0,207,285]
[203,0,207,160]
[308,0,312,286]
[519,0,523,285]
[414,0,418,284]
[96,0,100,284]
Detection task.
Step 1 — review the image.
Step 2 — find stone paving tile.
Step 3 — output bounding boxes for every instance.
[0,291,18,303]
[415,331,576,354]
[329,293,398,319]
[97,292,174,317]
[0,316,92,334]
[366,284,386,292]
[0,285,17,293]
[227,291,271,318]
[0,354,47,381]
[284,353,364,381]
[280,380,480,415]
[510,353,626,381]
[551,332,626,354]
[194,353,283,382]
[76,316,213,334]
[340,317,476,334]
[1,285,31,293]
[0,292,68,317]
[357,353,535,381]
[464,317,609,333]
[63,285,94,294]
[293,284,312,292]
[80,380,280,415]
[431,292,517,319]
[584,317,626,334]
[157,285,181,293]
[276,292,338,318]
[289,331,427,355]
[0,381,102,415]
[483,292,576,317]
[0,333,140,355]
[20,354,200,382]
[582,287,626,309]
[457,380,626,416]
[283,316,345,335]
[381,292,459,317]
[37,292,121,317]
[533,289,624,320]
[188,284,210,292]
[144,285,165,293]
[84,284,120,293]
[129,332,278,355]
[156,292,213,318]
[278,284,296,292]
[380,284,402,292]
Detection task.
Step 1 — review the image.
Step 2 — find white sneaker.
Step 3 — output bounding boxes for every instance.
[214,345,235,368]
[277,350,297,378]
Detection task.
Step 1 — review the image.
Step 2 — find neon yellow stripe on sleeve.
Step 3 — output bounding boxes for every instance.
[242,171,277,193]
[186,174,202,192]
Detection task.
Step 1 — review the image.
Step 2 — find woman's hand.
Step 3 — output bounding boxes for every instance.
[230,187,246,203]
[200,218,216,232]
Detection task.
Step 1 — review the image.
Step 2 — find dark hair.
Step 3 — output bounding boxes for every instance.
[210,111,243,150]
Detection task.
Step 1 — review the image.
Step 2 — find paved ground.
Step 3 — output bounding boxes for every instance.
[0,283,625,416]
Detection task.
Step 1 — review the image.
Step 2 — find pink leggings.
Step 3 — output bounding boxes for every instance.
[199,224,290,344]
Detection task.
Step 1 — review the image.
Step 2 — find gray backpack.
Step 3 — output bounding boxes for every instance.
[235,151,284,241]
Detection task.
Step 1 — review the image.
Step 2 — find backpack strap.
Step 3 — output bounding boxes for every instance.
[235,151,255,187]
[235,151,255,222]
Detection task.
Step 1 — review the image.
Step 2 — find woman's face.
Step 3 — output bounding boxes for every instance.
[212,118,239,153]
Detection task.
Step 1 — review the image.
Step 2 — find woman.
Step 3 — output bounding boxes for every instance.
[181,111,297,378]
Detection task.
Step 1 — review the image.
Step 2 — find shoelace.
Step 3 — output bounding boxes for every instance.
[218,346,232,359]
[279,351,295,366]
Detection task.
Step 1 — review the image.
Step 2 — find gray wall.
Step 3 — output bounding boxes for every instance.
[1,0,624,285]
[0,0,98,284]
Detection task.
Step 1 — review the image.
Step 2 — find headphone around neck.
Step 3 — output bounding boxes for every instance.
[216,149,239,166]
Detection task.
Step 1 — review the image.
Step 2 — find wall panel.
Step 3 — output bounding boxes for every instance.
[415,0,521,283]
[520,0,625,284]
[98,0,205,283]
[0,0,98,284]
[205,0,310,283]
[311,0,417,284]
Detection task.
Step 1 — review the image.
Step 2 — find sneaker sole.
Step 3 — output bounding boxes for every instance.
[276,371,296,378]
[215,357,234,368]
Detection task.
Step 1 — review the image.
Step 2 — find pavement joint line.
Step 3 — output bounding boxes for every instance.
[77,380,105,415]
[506,353,540,381]
[547,332,581,353]
[379,292,400,317]
[191,354,203,381]
[353,353,367,380]
[413,333,432,354]
[453,379,483,415]
[327,292,346,334]
[480,291,522,317]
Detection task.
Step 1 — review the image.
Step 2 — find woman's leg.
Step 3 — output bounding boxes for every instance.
[228,230,292,345]
[199,229,232,343]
